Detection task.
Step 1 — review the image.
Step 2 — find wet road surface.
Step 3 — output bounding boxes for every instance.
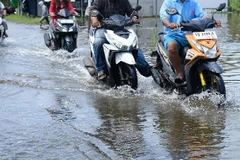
[0,14,240,159]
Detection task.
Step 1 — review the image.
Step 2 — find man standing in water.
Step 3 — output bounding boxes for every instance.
[160,0,221,84]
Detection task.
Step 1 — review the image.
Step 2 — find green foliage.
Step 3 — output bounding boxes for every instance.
[229,0,240,11]
[6,14,40,24]
[1,0,11,6]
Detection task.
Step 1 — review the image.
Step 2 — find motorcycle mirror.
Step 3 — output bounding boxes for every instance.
[134,5,142,12]
[216,3,226,11]
[165,8,179,15]
[90,9,100,17]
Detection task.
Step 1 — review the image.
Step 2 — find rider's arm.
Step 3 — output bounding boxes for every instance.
[194,2,221,26]
[67,0,78,15]
[90,0,102,27]
[194,1,207,18]
[162,17,178,29]
[125,0,134,17]
[159,0,178,29]
[49,0,55,16]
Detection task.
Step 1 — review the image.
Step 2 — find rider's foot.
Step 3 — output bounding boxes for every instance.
[146,65,157,77]
[3,32,8,37]
[98,70,106,81]
[174,75,185,84]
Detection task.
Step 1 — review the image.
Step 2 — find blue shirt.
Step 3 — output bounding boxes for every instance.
[160,0,207,38]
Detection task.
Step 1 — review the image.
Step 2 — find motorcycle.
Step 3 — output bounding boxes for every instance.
[44,9,79,52]
[0,17,5,45]
[0,7,16,45]
[151,3,226,97]
[83,5,142,89]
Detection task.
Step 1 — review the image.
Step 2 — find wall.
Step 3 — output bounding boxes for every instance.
[197,0,228,9]
[129,0,163,17]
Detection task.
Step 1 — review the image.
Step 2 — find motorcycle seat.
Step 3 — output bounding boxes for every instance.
[157,32,165,45]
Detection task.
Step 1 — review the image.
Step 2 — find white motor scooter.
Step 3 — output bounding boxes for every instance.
[83,5,142,89]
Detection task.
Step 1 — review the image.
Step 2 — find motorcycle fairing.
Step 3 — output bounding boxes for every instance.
[104,28,138,50]
[187,34,217,49]
[115,52,136,65]
[103,43,119,67]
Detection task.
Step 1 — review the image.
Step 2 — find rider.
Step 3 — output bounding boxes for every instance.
[0,1,8,37]
[90,0,152,80]
[160,0,221,84]
[49,0,78,49]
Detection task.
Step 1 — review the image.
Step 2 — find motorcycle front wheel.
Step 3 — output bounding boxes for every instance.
[64,41,74,52]
[118,63,138,90]
[207,73,226,96]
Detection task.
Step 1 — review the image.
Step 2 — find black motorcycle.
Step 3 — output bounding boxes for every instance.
[44,9,78,52]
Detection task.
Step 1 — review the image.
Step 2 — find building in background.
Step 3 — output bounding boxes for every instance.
[129,0,163,17]
[198,0,228,9]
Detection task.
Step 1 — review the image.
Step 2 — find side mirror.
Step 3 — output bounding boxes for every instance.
[89,9,100,17]
[216,3,226,11]
[134,5,142,12]
[165,8,179,15]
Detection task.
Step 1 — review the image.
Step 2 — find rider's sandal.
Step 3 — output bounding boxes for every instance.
[175,76,185,84]
[98,71,106,81]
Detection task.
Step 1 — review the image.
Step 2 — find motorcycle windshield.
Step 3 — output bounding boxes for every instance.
[180,18,216,32]
[57,9,73,18]
[102,14,133,29]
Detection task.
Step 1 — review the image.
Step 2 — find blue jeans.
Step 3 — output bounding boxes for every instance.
[91,27,151,77]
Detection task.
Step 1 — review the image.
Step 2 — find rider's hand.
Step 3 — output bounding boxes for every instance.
[49,12,55,17]
[132,16,140,24]
[215,20,221,27]
[91,17,101,27]
[167,23,178,29]
[74,12,79,16]
[2,9,7,16]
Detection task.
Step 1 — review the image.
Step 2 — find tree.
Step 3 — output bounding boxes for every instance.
[229,0,240,11]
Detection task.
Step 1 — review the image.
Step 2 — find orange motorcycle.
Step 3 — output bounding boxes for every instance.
[151,3,226,97]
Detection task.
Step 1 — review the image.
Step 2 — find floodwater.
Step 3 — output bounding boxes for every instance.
[0,13,240,160]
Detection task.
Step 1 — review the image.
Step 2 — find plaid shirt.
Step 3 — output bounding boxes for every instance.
[91,0,133,18]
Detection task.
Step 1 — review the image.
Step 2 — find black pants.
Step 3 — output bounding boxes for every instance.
[40,16,49,24]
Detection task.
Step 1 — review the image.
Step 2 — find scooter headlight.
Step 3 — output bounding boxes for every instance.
[191,39,219,59]
[69,22,78,32]
[56,21,68,32]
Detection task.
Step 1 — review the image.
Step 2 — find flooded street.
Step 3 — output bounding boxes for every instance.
[0,13,240,159]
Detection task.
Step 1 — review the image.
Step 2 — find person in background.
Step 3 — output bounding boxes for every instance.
[0,1,8,37]
[48,0,78,49]
[160,0,221,84]
[38,0,49,28]
[90,0,152,80]
[49,0,78,22]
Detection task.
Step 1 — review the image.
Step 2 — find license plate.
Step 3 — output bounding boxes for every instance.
[193,31,217,40]
[58,19,74,24]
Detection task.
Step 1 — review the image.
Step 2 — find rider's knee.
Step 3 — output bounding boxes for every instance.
[168,42,178,54]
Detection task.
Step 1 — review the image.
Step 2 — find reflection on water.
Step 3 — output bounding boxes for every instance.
[227,13,240,42]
